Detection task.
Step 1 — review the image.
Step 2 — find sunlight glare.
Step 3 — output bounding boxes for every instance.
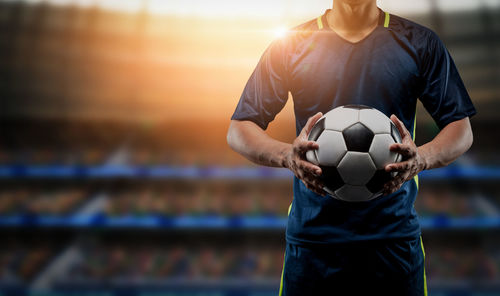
[273,26,288,38]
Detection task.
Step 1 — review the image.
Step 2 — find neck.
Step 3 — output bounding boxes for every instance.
[329,1,379,32]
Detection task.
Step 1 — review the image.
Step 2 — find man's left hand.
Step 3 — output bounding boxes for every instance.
[383,115,427,195]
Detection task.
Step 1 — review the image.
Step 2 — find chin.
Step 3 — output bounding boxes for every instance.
[338,0,375,6]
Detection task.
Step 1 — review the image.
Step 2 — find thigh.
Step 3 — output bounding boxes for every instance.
[279,238,427,296]
[355,236,427,296]
[280,243,351,296]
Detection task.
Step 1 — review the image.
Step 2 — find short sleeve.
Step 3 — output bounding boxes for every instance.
[230,38,289,130]
[418,31,476,130]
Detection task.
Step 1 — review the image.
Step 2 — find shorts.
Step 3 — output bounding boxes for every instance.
[279,236,427,296]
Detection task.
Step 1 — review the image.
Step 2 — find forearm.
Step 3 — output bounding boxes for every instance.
[227,120,291,168]
[417,117,473,170]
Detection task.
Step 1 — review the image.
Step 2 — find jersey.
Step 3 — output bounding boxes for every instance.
[230,8,476,245]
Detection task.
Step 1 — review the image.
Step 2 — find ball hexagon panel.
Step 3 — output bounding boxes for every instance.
[390,122,403,164]
[342,122,374,152]
[390,121,402,144]
[316,130,347,166]
[305,150,319,165]
[369,134,398,170]
[366,169,393,194]
[359,108,392,134]
[323,187,335,197]
[320,166,345,194]
[324,107,359,132]
[334,184,374,202]
[337,151,376,185]
[308,117,325,142]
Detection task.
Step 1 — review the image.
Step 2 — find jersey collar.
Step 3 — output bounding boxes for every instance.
[317,8,390,31]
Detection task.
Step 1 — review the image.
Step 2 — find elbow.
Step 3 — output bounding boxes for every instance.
[464,120,474,153]
[226,121,237,151]
[465,127,473,152]
[456,117,474,154]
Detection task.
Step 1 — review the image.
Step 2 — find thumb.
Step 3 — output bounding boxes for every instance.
[301,112,323,138]
[390,114,410,141]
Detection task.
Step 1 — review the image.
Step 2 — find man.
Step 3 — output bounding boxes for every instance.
[227,0,476,295]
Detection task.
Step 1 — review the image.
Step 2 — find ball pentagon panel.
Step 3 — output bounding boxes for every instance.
[342,122,374,152]
[366,169,393,195]
[320,166,345,194]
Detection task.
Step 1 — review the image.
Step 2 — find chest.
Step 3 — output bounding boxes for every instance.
[288,30,423,133]
[288,30,422,99]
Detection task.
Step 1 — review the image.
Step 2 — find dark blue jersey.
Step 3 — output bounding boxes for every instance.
[231,9,476,245]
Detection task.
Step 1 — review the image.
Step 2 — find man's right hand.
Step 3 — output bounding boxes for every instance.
[283,112,327,196]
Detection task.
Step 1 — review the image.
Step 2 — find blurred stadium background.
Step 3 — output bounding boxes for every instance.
[0,0,499,295]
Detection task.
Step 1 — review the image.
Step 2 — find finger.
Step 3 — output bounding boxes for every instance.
[383,172,408,194]
[383,181,400,195]
[386,180,403,194]
[303,180,327,196]
[301,170,324,186]
[295,140,320,155]
[300,112,323,138]
[304,173,325,188]
[385,160,411,172]
[384,185,398,195]
[382,170,404,193]
[310,179,326,196]
[298,159,322,176]
[390,114,411,141]
[389,143,416,158]
[300,172,326,194]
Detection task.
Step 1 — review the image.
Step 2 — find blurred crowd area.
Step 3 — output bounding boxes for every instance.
[0,238,55,284]
[0,185,89,216]
[0,0,499,295]
[0,118,499,166]
[0,181,498,218]
[0,119,253,166]
[1,234,500,290]
[64,243,283,282]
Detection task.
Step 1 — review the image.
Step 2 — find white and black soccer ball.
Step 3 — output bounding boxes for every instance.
[306,105,402,202]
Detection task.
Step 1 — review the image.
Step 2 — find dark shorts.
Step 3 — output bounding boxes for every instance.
[279,236,427,296]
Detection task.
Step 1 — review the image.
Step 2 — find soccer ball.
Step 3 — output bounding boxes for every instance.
[305,105,402,202]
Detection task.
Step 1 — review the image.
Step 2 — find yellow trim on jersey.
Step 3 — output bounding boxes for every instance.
[412,112,417,142]
[279,250,286,296]
[420,236,428,296]
[384,11,390,28]
[288,203,292,215]
[317,15,323,30]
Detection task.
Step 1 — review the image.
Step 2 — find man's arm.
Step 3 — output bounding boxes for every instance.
[383,115,473,194]
[227,120,291,168]
[418,117,473,169]
[227,113,327,196]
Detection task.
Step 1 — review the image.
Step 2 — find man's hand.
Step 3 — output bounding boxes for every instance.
[284,112,327,196]
[383,115,427,195]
